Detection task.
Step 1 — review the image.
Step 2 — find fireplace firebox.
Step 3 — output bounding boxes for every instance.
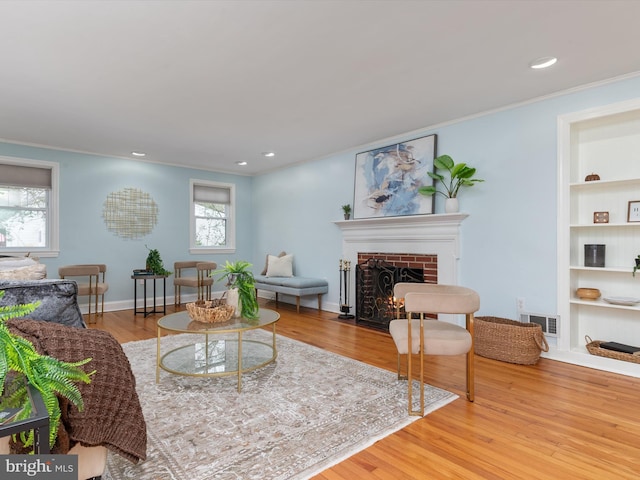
[355,258,424,331]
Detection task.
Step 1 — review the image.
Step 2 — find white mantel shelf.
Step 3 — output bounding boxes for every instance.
[334,212,469,326]
[334,213,468,230]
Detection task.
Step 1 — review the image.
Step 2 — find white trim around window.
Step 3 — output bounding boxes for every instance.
[189,179,236,254]
[0,156,59,257]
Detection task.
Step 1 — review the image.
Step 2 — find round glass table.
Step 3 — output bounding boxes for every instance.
[156,308,279,392]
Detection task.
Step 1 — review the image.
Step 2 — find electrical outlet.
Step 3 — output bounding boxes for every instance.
[517,297,525,312]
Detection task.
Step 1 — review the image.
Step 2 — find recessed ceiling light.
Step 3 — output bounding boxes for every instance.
[236,161,248,166]
[131,151,146,157]
[529,56,557,69]
[262,152,275,157]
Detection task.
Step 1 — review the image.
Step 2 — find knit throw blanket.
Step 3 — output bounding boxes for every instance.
[6,319,147,463]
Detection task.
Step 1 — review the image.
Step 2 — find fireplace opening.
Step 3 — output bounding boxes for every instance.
[355,258,424,331]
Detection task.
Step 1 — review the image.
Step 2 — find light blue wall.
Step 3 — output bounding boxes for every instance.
[3,74,640,317]
[252,74,640,319]
[0,144,254,306]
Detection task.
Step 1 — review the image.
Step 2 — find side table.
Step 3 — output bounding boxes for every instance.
[132,274,168,317]
[0,384,50,454]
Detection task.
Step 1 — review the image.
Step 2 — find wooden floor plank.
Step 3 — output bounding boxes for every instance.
[88,300,640,479]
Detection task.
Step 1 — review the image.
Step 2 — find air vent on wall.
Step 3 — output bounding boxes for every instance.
[520,312,559,337]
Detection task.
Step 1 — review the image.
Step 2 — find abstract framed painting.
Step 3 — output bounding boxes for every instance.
[353,134,437,219]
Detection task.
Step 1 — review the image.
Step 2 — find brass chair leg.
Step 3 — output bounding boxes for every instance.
[408,315,426,416]
[466,312,475,402]
[407,318,413,415]
[397,353,408,380]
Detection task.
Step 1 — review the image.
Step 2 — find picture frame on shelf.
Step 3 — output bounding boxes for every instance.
[627,201,640,222]
[353,134,436,219]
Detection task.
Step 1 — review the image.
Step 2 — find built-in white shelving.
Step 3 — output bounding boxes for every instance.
[556,98,640,378]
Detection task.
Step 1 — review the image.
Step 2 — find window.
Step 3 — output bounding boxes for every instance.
[0,158,59,256]
[190,180,235,253]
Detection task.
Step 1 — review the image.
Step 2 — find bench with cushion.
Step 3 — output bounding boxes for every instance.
[253,252,328,313]
[254,275,328,313]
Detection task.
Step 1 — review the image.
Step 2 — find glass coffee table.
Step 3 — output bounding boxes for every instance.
[156,308,279,392]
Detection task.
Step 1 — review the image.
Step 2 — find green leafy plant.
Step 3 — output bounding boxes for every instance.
[341,204,352,215]
[0,291,93,450]
[633,255,640,277]
[214,260,259,319]
[418,154,484,198]
[145,245,172,275]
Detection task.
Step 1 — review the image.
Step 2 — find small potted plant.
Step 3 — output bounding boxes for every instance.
[633,255,640,277]
[342,204,352,220]
[418,154,483,213]
[214,261,259,319]
[145,245,172,276]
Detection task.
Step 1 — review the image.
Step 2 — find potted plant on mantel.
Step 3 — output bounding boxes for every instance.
[214,261,259,320]
[633,255,640,277]
[0,291,93,451]
[341,204,352,220]
[418,154,484,213]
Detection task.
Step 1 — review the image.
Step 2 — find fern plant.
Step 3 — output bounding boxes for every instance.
[214,260,259,319]
[0,291,93,450]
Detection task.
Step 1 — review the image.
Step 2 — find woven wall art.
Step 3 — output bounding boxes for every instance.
[102,187,158,239]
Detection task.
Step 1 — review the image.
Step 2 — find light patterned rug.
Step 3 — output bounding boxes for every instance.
[104,329,457,480]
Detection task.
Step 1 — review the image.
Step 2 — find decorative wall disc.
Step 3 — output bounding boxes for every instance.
[102,187,158,239]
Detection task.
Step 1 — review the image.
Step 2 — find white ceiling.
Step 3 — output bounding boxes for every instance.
[1,0,640,175]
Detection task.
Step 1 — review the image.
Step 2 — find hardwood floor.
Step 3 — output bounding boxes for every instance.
[88,300,640,479]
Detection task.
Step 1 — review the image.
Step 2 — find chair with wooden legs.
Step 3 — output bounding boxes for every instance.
[389,283,480,416]
[58,265,100,322]
[173,261,217,305]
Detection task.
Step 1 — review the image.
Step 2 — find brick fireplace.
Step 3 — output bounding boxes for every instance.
[334,213,468,327]
[355,252,437,330]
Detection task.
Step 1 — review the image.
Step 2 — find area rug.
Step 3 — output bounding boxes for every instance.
[103,329,457,480]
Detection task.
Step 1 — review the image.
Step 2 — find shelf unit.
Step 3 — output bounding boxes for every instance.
[556,98,640,377]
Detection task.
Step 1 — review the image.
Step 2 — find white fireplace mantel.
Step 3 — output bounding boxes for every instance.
[334,213,468,323]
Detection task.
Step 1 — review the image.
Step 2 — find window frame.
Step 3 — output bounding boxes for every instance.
[0,156,59,257]
[189,179,236,254]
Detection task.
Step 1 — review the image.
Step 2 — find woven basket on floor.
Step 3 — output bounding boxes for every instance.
[186,299,234,324]
[474,316,549,365]
[585,336,640,364]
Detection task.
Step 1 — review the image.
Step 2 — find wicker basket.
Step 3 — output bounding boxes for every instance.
[585,336,640,364]
[474,316,549,365]
[186,299,235,324]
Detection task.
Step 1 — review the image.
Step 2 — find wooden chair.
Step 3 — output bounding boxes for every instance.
[173,261,217,305]
[389,282,479,416]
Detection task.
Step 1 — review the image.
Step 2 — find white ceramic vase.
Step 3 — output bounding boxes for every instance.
[444,197,459,213]
[226,287,240,317]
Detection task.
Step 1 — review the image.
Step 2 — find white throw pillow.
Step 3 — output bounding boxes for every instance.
[266,254,294,277]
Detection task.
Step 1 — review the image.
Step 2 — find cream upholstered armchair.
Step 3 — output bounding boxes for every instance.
[173,261,216,305]
[389,282,479,416]
[58,264,109,321]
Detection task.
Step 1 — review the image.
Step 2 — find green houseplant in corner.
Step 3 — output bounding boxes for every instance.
[0,291,93,450]
[418,154,484,213]
[214,261,259,320]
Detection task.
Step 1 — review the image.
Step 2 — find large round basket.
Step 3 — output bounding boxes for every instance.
[186,300,235,324]
[474,316,549,365]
